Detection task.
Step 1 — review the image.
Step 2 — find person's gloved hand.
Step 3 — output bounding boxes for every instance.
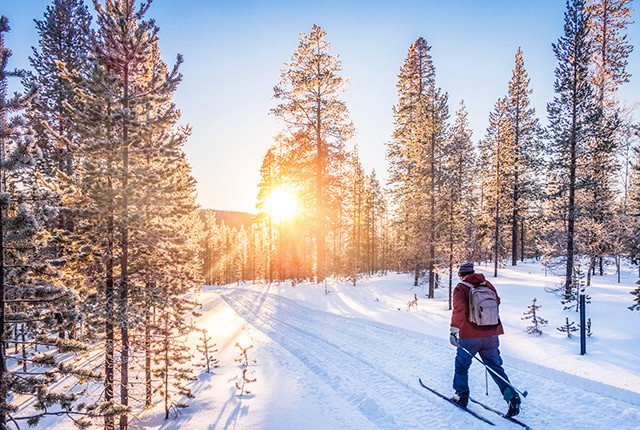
[449,326,460,347]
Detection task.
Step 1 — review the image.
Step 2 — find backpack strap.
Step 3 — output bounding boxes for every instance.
[460,281,485,289]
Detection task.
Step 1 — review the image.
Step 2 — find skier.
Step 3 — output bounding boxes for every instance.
[449,262,521,417]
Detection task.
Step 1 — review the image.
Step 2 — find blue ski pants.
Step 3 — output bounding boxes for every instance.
[453,336,517,401]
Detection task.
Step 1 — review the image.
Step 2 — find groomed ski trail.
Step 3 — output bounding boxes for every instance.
[220,288,640,430]
[221,289,479,429]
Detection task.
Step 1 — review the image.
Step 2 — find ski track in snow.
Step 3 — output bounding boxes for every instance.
[221,288,640,430]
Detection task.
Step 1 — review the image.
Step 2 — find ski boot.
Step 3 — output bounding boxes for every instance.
[451,391,469,408]
[507,396,521,417]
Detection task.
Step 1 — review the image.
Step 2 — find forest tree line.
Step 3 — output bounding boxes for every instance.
[237,0,640,311]
[2,0,640,429]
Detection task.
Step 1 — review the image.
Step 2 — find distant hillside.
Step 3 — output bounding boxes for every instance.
[200,209,254,229]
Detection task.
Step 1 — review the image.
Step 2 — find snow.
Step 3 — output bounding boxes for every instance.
[41,261,640,429]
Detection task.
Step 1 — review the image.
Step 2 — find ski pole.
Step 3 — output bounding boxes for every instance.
[458,345,528,399]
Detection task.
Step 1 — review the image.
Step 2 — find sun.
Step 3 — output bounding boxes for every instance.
[266,185,299,222]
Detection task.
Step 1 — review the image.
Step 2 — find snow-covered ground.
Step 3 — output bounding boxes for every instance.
[44,261,640,429]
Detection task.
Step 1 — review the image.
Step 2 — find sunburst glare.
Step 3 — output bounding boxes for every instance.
[266,185,299,222]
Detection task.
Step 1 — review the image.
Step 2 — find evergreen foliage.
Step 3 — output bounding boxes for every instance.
[478,97,513,277]
[234,343,257,396]
[197,328,219,373]
[521,298,548,335]
[557,317,579,337]
[582,0,633,281]
[271,24,355,283]
[0,14,96,429]
[440,101,476,308]
[387,37,449,296]
[51,1,202,427]
[504,48,545,266]
[629,279,640,311]
[546,0,597,297]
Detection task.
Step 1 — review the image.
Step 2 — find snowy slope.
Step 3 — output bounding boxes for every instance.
[41,261,640,429]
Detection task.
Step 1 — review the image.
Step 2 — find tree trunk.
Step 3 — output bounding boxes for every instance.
[565,86,578,296]
[520,218,525,262]
[104,178,115,430]
[163,318,170,420]
[511,190,518,266]
[119,67,130,430]
[599,256,604,276]
[315,98,325,283]
[0,192,6,430]
[145,298,152,407]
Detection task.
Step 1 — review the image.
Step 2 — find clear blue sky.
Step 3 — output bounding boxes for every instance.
[4,1,640,213]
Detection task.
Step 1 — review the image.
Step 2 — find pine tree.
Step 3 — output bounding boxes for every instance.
[0,16,95,428]
[363,170,386,275]
[558,317,579,337]
[585,0,633,106]
[479,98,514,277]
[151,292,196,420]
[441,101,476,309]
[628,279,640,311]
[387,37,449,296]
[504,48,544,265]
[346,148,366,285]
[27,0,94,357]
[546,0,597,297]
[29,0,92,183]
[272,25,354,283]
[522,298,548,335]
[197,328,218,373]
[582,0,633,277]
[58,1,199,427]
[628,145,640,297]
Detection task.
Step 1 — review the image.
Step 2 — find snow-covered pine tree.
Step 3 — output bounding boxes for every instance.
[582,0,633,278]
[197,328,218,373]
[586,0,633,107]
[441,101,476,309]
[346,148,367,285]
[255,147,280,282]
[235,368,257,396]
[561,262,583,310]
[151,289,197,420]
[272,25,354,283]
[558,317,579,337]
[133,133,201,409]
[478,97,514,277]
[522,298,548,335]
[387,37,449,296]
[630,279,640,311]
[546,0,597,298]
[29,0,91,185]
[58,0,198,427]
[363,170,386,276]
[199,210,217,285]
[504,48,545,265]
[0,16,95,428]
[28,0,94,350]
[233,341,259,395]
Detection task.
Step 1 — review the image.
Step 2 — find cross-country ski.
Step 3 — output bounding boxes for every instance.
[470,397,534,430]
[418,378,495,426]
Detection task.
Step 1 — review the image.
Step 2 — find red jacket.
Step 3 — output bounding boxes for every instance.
[451,273,504,338]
